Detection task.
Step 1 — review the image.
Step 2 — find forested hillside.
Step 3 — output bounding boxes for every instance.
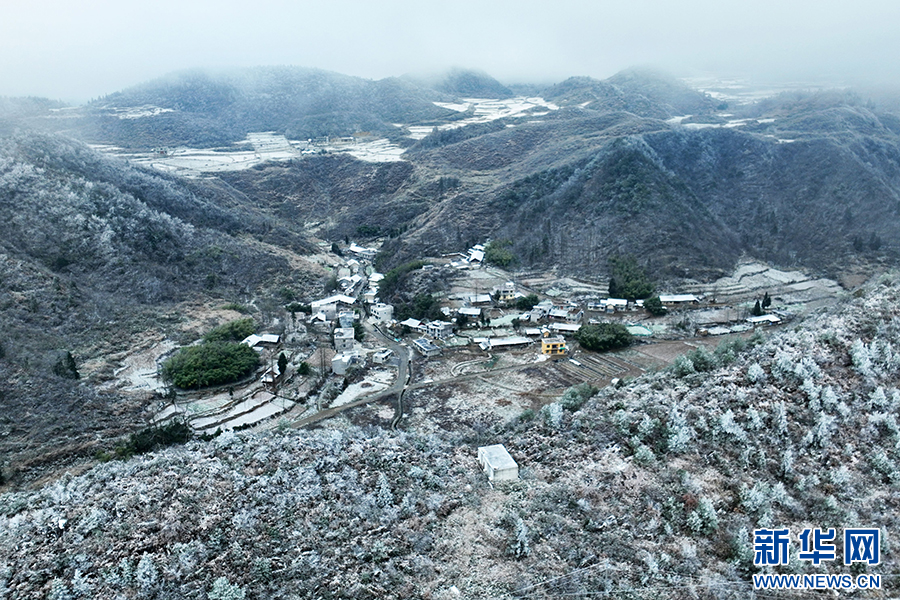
[378,77,900,280]
[0,133,317,482]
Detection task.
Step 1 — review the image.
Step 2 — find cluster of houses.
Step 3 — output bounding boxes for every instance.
[303,239,788,375]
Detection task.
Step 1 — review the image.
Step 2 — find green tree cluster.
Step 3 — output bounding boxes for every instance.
[607,255,654,300]
[395,293,443,322]
[203,318,256,343]
[644,296,666,316]
[515,294,540,311]
[162,341,260,389]
[378,260,426,300]
[485,239,515,267]
[750,300,763,317]
[575,323,633,352]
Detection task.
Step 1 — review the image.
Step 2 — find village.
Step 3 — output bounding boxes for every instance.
[139,235,846,442]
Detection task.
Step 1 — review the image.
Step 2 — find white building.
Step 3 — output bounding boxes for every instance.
[549,322,582,334]
[412,338,441,357]
[338,311,355,328]
[659,294,700,304]
[477,444,519,481]
[494,281,516,302]
[747,314,781,325]
[371,303,394,323]
[348,243,377,261]
[427,320,454,340]
[399,318,424,331]
[372,348,394,364]
[332,352,359,375]
[312,294,356,320]
[334,327,356,353]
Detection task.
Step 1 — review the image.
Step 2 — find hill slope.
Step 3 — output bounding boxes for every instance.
[66,67,457,148]
[379,82,900,280]
[2,273,899,598]
[0,132,317,481]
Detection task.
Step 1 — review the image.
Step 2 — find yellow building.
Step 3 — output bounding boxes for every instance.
[540,331,567,355]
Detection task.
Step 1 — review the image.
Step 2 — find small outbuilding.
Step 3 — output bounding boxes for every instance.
[477,444,519,482]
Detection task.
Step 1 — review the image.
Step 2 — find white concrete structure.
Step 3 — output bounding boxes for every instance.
[659,294,700,304]
[332,353,359,375]
[338,311,355,328]
[311,302,337,321]
[411,338,441,357]
[549,322,582,334]
[371,303,394,323]
[399,318,423,330]
[427,320,454,340]
[494,281,516,302]
[747,314,781,325]
[373,348,394,364]
[334,327,356,353]
[348,243,377,260]
[477,444,519,481]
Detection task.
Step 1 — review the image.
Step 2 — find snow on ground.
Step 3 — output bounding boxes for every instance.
[104,105,176,119]
[329,369,395,408]
[679,117,776,130]
[125,132,300,175]
[329,138,406,163]
[408,96,560,140]
[433,101,471,112]
[112,339,177,393]
[216,397,295,430]
[101,96,560,171]
[191,390,296,432]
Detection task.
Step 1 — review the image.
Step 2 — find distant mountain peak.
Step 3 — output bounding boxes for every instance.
[404,68,513,99]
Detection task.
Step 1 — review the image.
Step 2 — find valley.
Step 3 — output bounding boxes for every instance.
[1,65,899,598]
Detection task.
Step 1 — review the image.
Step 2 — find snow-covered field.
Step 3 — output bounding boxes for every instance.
[99,96,559,172]
[408,96,559,139]
[123,132,300,175]
[329,369,395,408]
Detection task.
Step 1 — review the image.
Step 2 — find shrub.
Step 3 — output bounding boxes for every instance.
[208,577,246,600]
[115,421,192,459]
[746,363,766,384]
[559,383,598,411]
[575,322,633,352]
[161,342,260,389]
[52,350,80,379]
[203,318,256,343]
[219,302,250,314]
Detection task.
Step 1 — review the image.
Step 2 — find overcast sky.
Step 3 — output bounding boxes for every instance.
[2,0,899,103]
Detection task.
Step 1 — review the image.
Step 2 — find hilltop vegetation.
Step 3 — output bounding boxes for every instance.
[3,273,900,598]
[70,67,457,148]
